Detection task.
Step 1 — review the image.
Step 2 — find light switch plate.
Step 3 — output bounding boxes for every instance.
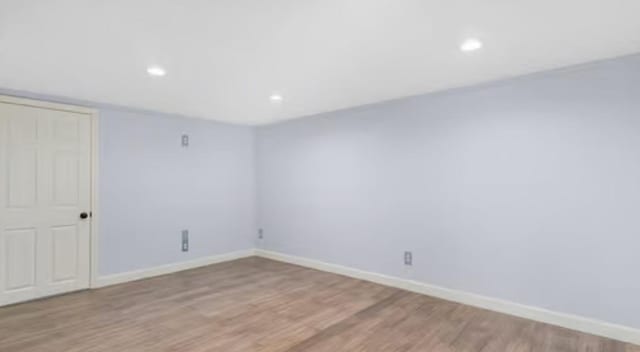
[182,230,189,252]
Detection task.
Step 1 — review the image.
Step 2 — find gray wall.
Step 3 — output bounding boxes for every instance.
[256,55,640,329]
[0,88,257,276]
[99,109,256,275]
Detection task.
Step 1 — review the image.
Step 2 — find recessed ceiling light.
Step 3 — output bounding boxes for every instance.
[460,38,483,52]
[269,94,283,103]
[147,65,166,77]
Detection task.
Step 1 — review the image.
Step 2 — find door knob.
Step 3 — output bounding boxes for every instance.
[80,212,89,219]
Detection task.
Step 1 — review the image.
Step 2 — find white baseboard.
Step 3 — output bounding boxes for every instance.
[92,249,256,288]
[255,249,640,346]
[90,248,640,345]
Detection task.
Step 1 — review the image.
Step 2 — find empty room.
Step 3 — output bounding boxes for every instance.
[1,1,639,351]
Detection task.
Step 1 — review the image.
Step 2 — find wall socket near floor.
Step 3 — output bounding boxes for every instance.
[403,251,414,278]
[404,251,413,266]
[181,230,189,252]
[257,228,264,248]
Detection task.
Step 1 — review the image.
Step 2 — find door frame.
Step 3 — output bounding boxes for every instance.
[0,95,100,290]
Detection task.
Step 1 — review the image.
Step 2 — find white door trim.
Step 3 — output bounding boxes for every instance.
[0,95,100,290]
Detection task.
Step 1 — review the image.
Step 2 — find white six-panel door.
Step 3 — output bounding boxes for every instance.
[0,99,92,306]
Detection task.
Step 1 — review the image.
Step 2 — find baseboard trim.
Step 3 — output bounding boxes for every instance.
[255,249,640,346]
[93,249,256,288]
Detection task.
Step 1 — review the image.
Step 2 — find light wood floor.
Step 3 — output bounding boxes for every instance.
[0,257,637,352]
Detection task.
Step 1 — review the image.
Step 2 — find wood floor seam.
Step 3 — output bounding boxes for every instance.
[282,291,406,352]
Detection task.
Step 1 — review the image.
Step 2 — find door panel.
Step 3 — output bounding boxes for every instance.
[51,225,78,282]
[9,114,37,142]
[52,151,79,206]
[0,100,92,306]
[4,228,36,290]
[8,149,38,208]
[52,114,79,142]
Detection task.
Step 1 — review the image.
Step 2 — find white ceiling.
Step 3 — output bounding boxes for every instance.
[1,1,640,125]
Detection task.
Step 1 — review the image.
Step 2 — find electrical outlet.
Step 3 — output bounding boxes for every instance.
[258,228,264,240]
[181,134,189,147]
[181,230,189,252]
[404,251,412,266]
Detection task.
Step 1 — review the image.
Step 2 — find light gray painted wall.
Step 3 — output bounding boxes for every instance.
[99,109,256,275]
[256,55,640,329]
[0,89,257,276]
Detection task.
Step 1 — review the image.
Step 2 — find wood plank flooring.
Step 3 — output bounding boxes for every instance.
[0,257,637,352]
